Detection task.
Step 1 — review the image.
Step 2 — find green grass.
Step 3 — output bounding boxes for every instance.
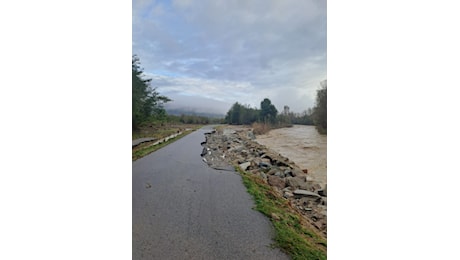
[132,128,179,140]
[132,129,196,161]
[238,169,327,260]
[132,124,202,140]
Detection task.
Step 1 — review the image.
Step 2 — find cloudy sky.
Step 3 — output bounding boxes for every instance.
[133,0,326,115]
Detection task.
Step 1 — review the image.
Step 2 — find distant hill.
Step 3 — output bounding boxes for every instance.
[166,108,225,119]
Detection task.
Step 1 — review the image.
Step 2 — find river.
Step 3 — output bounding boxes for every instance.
[255,125,327,187]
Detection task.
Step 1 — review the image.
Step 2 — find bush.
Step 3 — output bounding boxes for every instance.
[252,122,271,135]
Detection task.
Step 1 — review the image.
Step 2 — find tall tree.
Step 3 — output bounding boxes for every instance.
[132,55,171,129]
[225,102,242,125]
[224,102,260,125]
[313,80,327,134]
[260,98,278,124]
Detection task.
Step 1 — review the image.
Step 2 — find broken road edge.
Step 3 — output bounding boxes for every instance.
[236,166,327,260]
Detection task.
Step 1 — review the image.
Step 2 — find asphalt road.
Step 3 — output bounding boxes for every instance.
[132,125,289,260]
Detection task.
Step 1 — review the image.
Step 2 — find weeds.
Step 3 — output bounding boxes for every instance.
[238,169,327,260]
[252,122,271,135]
[132,128,198,161]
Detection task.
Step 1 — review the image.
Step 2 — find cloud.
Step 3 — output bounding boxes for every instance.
[133,0,326,113]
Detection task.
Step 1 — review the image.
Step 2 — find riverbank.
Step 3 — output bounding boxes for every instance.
[255,125,327,187]
[201,125,327,234]
[201,125,327,258]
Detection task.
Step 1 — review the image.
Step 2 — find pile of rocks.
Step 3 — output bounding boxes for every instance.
[201,127,327,236]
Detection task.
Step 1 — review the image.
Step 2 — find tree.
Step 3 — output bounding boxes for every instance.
[225,102,242,124]
[260,98,278,124]
[224,103,260,125]
[132,55,171,129]
[312,80,327,134]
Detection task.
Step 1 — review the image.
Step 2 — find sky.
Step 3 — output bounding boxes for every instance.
[133,0,326,115]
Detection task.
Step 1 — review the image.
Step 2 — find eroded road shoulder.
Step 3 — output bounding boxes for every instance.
[132,126,289,259]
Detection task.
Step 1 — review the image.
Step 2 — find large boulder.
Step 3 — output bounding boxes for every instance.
[268,175,286,189]
[291,168,305,177]
[239,162,251,171]
[267,168,279,175]
[247,131,256,140]
[293,189,322,198]
[285,176,314,190]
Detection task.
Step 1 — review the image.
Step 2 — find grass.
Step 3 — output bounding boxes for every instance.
[132,123,201,140]
[132,127,200,161]
[238,168,327,260]
[132,128,178,140]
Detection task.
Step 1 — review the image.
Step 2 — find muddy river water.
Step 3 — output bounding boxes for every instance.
[255,125,327,187]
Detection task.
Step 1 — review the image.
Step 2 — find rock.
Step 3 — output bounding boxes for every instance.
[274,160,290,167]
[252,158,261,166]
[321,197,327,206]
[318,189,326,197]
[259,162,271,169]
[291,168,305,177]
[285,176,314,190]
[145,183,152,189]
[247,131,256,140]
[228,145,244,153]
[199,126,327,236]
[201,147,207,156]
[239,162,251,171]
[261,158,271,164]
[299,197,320,209]
[284,169,293,177]
[282,187,292,192]
[260,154,273,161]
[312,184,322,191]
[223,129,236,135]
[274,171,283,177]
[268,175,286,189]
[283,191,294,199]
[259,172,267,180]
[293,189,322,198]
[267,168,278,175]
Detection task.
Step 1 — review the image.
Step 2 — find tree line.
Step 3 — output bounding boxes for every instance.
[132,55,171,129]
[224,80,327,134]
[225,98,279,125]
[133,54,326,134]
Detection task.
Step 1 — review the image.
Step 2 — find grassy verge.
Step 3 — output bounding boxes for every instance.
[238,168,327,260]
[132,127,200,161]
[132,123,202,140]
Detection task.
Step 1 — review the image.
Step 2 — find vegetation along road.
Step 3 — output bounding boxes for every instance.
[132,125,289,259]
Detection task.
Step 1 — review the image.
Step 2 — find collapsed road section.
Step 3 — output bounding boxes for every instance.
[200,126,327,237]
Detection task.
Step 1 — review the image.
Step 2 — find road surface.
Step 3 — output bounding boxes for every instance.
[133,126,289,259]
